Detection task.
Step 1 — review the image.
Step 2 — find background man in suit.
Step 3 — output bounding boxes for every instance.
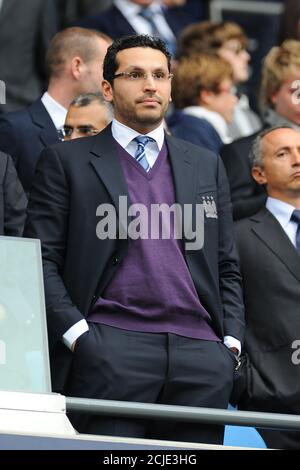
[78,0,192,55]
[235,126,300,449]
[221,40,300,221]
[0,27,111,193]
[25,34,244,444]
[63,92,112,140]
[0,152,27,236]
[56,0,113,28]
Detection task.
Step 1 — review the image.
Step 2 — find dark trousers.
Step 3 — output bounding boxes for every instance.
[258,429,300,450]
[65,323,235,444]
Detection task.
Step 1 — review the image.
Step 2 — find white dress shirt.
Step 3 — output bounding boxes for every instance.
[111,118,164,167]
[266,197,299,248]
[41,91,67,131]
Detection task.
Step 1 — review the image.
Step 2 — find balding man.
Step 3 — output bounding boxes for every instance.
[0,27,111,192]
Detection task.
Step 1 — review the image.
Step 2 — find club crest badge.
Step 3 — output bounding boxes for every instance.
[202,196,218,219]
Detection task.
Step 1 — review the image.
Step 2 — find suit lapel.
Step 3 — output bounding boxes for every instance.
[166,135,198,247]
[29,100,60,147]
[90,130,197,208]
[166,134,196,207]
[89,130,198,237]
[89,126,131,235]
[113,6,136,36]
[251,208,300,282]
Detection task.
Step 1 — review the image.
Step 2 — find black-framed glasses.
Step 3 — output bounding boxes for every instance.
[113,70,173,81]
[63,125,100,138]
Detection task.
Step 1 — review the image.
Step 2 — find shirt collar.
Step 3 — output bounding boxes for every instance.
[41,92,67,130]
[183,106,232,144]
[111,118,165,150]
[266,197,296,228]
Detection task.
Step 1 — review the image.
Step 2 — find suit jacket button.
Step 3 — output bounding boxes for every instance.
[112,255,119,265]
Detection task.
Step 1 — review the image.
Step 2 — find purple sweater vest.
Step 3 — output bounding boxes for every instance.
[89,140,220,341]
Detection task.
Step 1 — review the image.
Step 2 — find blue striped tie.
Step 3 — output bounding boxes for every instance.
[138,7,175,55]
[134,136,153,172]
[139,7,161,37]
[291,209,300,252]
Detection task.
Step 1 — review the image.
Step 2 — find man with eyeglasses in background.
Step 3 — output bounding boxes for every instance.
[63,92,112,140]
[25,34,244,445]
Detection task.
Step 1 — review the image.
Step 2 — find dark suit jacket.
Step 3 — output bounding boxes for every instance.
[0,99,59,193]
[56,0,112,28]
[220,132,267,221]
[234,208,300,414]
[168,110,223,155]
[24,126,245,392]
[78,4,192,40]
[0,152,27,236]
[0,0,57,112]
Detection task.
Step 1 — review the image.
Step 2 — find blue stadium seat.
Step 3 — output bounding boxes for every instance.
[224,405,267,448]
[224,425,267,448]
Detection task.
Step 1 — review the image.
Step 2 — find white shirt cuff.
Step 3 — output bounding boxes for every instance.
[62,319,89,350]
[223,336,241,356]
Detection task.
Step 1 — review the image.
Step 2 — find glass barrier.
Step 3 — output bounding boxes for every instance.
[0,236,51,393]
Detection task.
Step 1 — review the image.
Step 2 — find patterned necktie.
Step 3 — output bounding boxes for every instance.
[291,209,300,252]
[133,136,154,172]
[139,7,175,55]
[139,7,161,38]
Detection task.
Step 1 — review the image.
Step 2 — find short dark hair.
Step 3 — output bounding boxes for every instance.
[103,34,171,85]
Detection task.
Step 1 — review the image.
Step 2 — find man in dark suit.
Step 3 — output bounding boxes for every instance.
[235,126,300,449]
[78,0,192,54]
[0,152,27,236]
[220,130,266,221]
[221,40,300,221]
[0,27,111,193]
[25,35,244,444]
[56,0,112,28]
